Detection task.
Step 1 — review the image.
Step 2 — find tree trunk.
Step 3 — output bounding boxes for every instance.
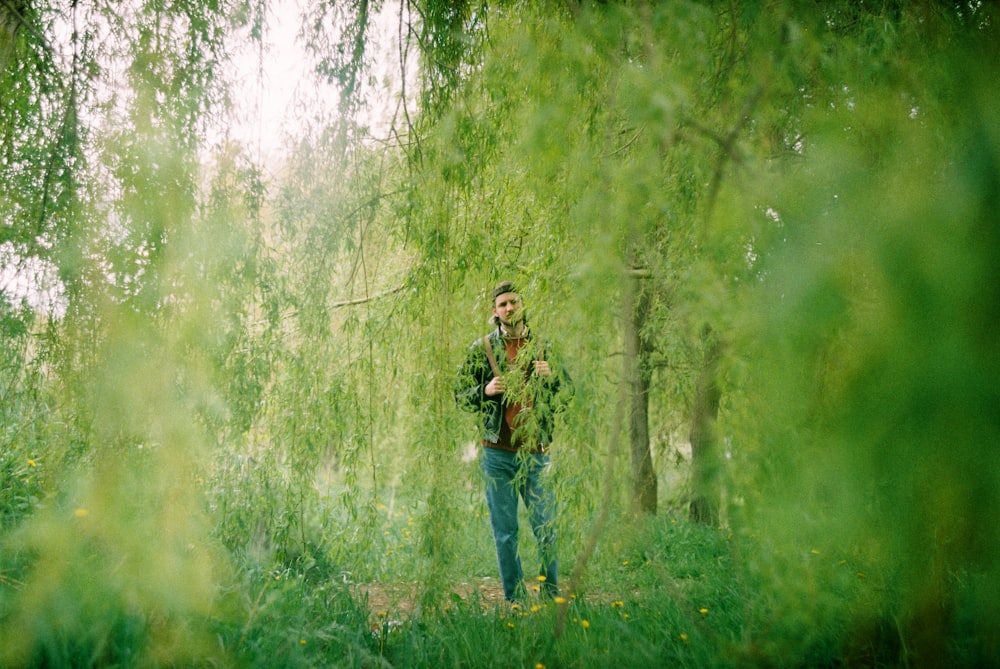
[689,327,722,525]
[624,276,657,514]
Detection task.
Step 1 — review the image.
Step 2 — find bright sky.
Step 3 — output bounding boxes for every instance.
[225,0,311,160]
[2,1,413,316]
[225,0,412,162]
[0,242,67,316]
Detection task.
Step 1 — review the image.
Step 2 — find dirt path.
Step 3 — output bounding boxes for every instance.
[354,577,507,621]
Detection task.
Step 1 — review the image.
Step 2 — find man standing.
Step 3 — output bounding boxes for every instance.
[455,281,572,603]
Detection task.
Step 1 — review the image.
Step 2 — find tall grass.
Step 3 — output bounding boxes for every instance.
[206,510,930,669]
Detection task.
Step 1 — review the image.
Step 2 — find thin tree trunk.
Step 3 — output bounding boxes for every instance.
[689,326,722,525]
[624,276,656,515]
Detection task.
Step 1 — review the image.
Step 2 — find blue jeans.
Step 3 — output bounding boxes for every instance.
[480,447,558,601]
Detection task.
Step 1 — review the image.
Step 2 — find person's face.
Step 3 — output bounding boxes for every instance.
[492,291,523,328]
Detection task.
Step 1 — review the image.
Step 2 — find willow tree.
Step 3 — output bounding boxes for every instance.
[327,0,998,599]
[379,2,783,523]
[723,6,1000,664]
[1,0,83,317]
[0,1,263,664]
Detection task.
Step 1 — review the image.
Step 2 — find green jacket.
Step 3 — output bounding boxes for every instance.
[454,327,573,447]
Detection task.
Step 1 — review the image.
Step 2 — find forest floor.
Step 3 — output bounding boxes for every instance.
[354,577,636,628]
[354,578,507,623]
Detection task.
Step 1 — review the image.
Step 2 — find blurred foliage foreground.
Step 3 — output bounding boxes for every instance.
[2,3,1000,669]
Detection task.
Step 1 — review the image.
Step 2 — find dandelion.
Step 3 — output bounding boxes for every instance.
[73,508,89,518]
[507,622,516,629]
[581,619,590,629]
[680,633,689,642]
[611,600,624,608]
[537,575,546,582]
[554,596,567,605]
[530,604,543,613]
[622,613,630,620]
[699,608,709,615]
[28,459,36,467]
[299,639,307,646]
[622,560,629,566]
[535,664,545,669]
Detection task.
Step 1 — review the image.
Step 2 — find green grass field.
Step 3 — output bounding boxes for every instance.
[2,440,996,668]
[207,512,990,668]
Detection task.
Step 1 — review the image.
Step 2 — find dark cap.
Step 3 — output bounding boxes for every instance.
[491,280,520,300]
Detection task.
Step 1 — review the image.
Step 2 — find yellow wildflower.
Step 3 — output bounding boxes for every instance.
[581,619,590,629]
[554,596,567,604]
[699,608,709,615]
[28,459,37,467]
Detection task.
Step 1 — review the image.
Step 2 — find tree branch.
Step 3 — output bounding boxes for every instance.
[605,125,646,157]
[329,284,406,308]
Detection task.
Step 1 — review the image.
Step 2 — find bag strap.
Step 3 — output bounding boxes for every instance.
[483,335,501,377]
[484,333,545,376]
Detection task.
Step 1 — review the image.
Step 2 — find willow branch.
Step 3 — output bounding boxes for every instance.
[554,358,626,638]
[329,284,406,308]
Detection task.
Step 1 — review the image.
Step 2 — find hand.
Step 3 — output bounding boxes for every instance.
[533,360,552,378]
[485,376,507,396]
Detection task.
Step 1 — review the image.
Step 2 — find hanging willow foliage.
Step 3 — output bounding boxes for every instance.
[0,0,997,666]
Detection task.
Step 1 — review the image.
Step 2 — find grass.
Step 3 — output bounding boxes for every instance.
[318,512,866,669]
[2,496,997,668]
[219,511,875,669]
